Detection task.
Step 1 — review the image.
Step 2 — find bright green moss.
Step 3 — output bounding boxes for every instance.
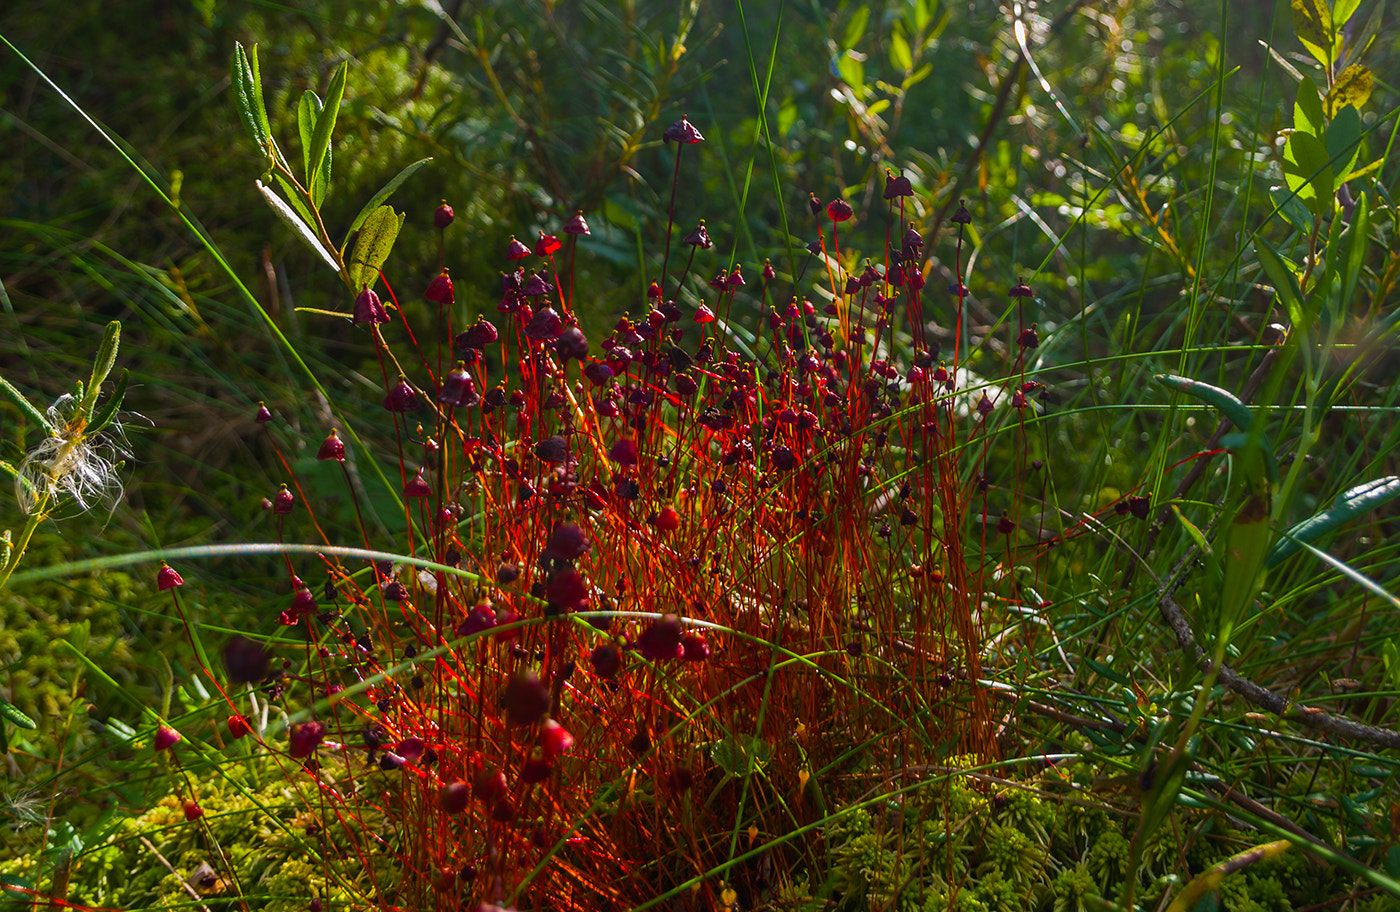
[0,764,400,912]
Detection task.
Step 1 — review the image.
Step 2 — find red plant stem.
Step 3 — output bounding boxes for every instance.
[659,145,684,293]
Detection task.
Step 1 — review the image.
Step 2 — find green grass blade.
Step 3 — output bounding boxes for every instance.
[0,374,54,434]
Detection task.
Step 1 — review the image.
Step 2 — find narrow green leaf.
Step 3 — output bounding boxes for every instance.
[1343,158,1385,184]
[1293,77,1325,137]
[1154,374,1255,431]
[273,171,317,229]
[1383,639,1400,692]
[1339,190,1370,312]
[344,157,433,244]
[1284,130,1333,215]
[1137,744,1194,854]
[82,321,121,418]
[1326,65,1373,116]
[1220,463,1271,639]
[1172,505,1213,557]
[1268,184,1313,233]
[927,8,951,40]
[1083,658,1130,687]
[842,5,871,49]
[297,90,322,183]
[1254,239,1307,331]
[294,307,356,319]
[314,143,332,211]
[1267,477,1400,567]
[231,43,267,151]
[1165,842,1294,912]
[0,375,54,434]
[913,0,933,31]
[1347,0,1386,69]
[85,368,128,437]
[836,53,864,90]
[0,694,36,730]
[1333,0,1363,27]
[347,205,404,290]
[256,179,341,272]
[903,62,933,90]
[246,43,274,160]
[889,28,913,71]
[307,61,348,206]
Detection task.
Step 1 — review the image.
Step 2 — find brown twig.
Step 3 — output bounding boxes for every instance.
[137,836,215,912]
[1156,588,1400,749]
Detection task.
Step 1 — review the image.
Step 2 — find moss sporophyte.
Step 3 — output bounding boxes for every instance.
[147,92,1078,909]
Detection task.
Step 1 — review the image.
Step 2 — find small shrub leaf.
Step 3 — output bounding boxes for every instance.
[1220,467,1272,640]
[1333,0,1363,26]
[842,5,870,49]
[297,90,320,182]
[1325,104,1363,177]
[231,43,267,151]
[1291,0,1332,65]
[1283,130,1333,215]
[1293,76,1326,138]
[344,157,433,244]
[272,171,317,228]
[889,28,913,71]
[1326,65,1372,117]
[256,179,340,272]
[347,205,405,290]
[1268,184,1313,232]
[1339,190,1370,311]
[1172,505,1213,558]
[1165,841,1293,912]
[306,61,348,207]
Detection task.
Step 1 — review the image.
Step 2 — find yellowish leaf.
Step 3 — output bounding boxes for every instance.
[1326,64,1373,117]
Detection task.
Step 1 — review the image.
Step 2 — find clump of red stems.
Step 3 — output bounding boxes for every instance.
[202,120,1072,912]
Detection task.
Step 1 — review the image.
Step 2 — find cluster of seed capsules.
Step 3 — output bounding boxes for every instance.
[195,116,1061,910]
